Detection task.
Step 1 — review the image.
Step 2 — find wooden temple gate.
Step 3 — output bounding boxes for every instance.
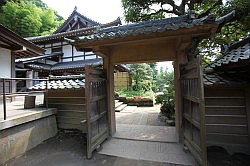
[74,14,219,165]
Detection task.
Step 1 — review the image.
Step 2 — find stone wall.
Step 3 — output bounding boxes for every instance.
[0,111,57,164]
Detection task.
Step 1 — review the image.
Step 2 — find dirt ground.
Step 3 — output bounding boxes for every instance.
[2,104,250,166]
[1,131,182,166]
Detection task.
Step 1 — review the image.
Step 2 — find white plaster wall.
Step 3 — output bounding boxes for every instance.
[73,46,84,56]
[0,48,11,78]
[45,48,51,55]
[62,45,72,62]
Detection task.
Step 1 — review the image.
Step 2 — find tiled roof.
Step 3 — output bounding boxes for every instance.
[26,18,121,43]
[203,73,247,87]
[25,58,102,72]
[205,38,250,71]
[51,58,102,71]
[15,53,63,63]
[76,14,216,43]
[29,78,85,90]
[53,8,100,34]
[25,62,52,71]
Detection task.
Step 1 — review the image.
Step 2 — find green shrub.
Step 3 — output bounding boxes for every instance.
[155,93,168,104]
[160,99,175,119]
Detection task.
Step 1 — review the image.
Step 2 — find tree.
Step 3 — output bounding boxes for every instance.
[122,0,250,63]
[127,63,153,91]
[0,0,64,37]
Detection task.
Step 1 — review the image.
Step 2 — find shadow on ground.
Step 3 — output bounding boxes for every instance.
[1,131,182,166]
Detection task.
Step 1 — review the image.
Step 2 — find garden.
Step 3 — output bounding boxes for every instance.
[115,63,175,125]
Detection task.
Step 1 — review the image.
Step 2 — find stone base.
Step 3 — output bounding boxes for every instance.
[0,112,57,164]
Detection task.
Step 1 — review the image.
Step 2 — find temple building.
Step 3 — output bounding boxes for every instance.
[16,8,130,90]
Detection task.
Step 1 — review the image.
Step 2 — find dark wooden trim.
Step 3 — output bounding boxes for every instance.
[245,87,250,143]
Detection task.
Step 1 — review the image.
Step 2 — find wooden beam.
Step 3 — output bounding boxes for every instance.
[110,41,176,64]
[93,46,110,58]
[103,57,116,136]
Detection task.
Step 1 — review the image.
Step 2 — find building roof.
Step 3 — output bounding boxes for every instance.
[53,7,100,34]
[29,77,85,90]
[0,24,45,58]
[75,14,216,44]
[15,53,63,63]
[204,37,250,87]
[205,38,250,72]
[25,58,103,72]
[26,18,121,43]
[203,73,247,87]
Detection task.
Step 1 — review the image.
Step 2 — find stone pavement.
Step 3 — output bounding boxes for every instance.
[99,138,195,165]
[2,132,185,166]
[98,105,196,165]
[114,124,177,142]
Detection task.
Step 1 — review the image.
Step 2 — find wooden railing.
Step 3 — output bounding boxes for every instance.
[0,77,49,120]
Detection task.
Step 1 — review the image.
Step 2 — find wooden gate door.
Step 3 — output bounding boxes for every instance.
[85,66,109,158]
[180,56,207,165]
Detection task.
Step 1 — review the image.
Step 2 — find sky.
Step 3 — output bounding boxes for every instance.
[42,0,174,71]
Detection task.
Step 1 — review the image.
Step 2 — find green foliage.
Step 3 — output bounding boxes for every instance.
[155,93,168,104]
[0,0,64,37]
[122,0,250,64]
[127,63,153,88]
[160,99,175,119]
[116,88,154,98]
[196,0,250,64]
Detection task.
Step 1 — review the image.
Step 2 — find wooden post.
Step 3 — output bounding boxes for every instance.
[103,57,116,135]
[245,87,250,143]
[2,79,7,120]
[174,61,181,142]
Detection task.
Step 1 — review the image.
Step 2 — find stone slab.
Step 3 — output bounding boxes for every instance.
[114,124,177,143]
[0,108,57,130]
[98,138,195,165]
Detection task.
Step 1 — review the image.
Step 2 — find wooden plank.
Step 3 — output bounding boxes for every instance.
[206,124,248,135]
[205,107,246,115]
[245,87,250,143]
[206,115,247,125]
[183,95,200,103]
[207,133,249,144]
[205,97,245,106]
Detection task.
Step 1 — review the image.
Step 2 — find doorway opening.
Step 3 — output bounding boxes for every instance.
[99,61,196,165]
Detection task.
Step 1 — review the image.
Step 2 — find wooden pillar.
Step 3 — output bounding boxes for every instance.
[174,60,181,142]
[174,50,187,142]
[103,57,116,135]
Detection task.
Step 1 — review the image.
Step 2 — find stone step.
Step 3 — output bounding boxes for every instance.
[115,104,127,112]
[115,101,123,109]
[115,100,120,104]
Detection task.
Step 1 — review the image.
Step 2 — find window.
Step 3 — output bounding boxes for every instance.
[51,47,62,53]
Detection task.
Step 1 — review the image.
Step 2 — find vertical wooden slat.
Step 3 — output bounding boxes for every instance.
[197,56,207,166]
[85,66,92,158]
[245,87,250,143]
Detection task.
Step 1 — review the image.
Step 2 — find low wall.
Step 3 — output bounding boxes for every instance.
[0,109,57,164]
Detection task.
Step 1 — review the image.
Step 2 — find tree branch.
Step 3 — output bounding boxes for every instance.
[216,10,236,33]
[198,0,223,18]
